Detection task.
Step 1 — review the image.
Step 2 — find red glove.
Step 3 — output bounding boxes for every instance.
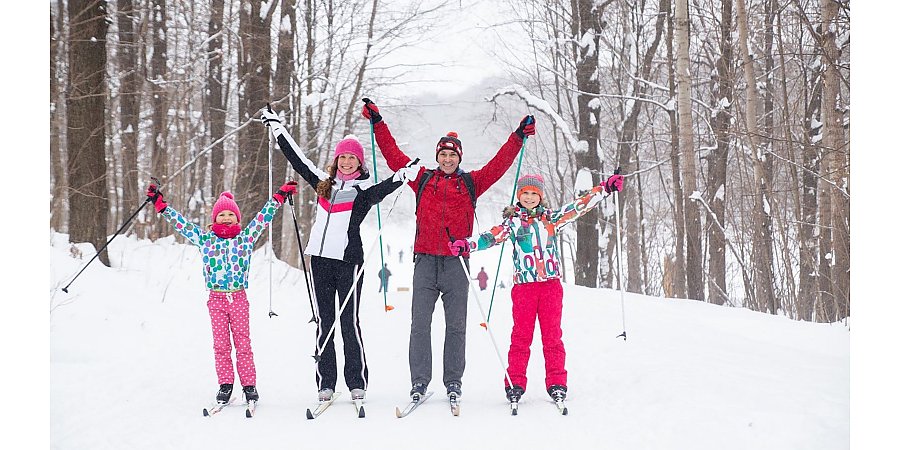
[273,180,299,204]
[603,174,624,193]
[361,98,382,124]
[514,115,536,139]
[448,239,469,257]
[146,185,167,213]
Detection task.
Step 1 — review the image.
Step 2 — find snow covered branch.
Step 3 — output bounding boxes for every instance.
[485,84,586,154]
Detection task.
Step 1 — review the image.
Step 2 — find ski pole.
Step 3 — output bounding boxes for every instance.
[287,193,318,324]
[313,190,404,361]
[362,97,393,312]
[483,116,533,327]
[61,177,162,293]
[266,103,276,318]
[611,168,627,340]
[457,255,515,389]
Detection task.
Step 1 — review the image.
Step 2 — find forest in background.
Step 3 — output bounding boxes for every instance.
[49,0,850,322]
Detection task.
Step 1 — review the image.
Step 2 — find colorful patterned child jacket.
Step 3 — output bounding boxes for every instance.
[466,186,607,285]
[162,198,281,291]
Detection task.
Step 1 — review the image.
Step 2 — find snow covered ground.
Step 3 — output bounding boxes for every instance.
[46,221,851,450]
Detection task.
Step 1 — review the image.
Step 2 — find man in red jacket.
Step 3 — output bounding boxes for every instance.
[363,100,535,401]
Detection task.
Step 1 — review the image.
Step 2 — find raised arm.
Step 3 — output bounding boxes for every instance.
[549,173,623,229]
[147,185,209,247]
[241,181,297,243]
[260,108,328,189]
[469,116,535,197]
[362,99,411,172]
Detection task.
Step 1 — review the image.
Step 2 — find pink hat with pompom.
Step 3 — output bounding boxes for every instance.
[211,191,241,223]
[333,135,366,168]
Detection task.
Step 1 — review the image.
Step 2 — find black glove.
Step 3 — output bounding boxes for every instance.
[515,115,536,140]
[362,98,382,124]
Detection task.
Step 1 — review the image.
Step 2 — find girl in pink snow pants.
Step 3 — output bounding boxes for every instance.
[450,172,624,402]
[147,181,297,404]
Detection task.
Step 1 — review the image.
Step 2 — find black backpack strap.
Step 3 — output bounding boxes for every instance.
[460,171,477,210]
[415,169,436,213]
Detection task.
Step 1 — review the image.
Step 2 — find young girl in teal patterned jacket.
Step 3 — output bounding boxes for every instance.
[145,181,297,406]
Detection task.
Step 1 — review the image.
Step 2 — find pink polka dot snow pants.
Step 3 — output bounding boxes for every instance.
[207,290,256,386]
[504,278,567,392]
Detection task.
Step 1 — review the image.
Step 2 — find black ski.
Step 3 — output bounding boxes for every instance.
[395,391,434,418]
[353,398,366,418]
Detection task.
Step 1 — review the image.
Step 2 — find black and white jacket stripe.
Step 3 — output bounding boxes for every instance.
[272,124,404,264]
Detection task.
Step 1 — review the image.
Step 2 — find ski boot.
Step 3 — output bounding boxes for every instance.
[216,383,234,403]
[243,385,259,402]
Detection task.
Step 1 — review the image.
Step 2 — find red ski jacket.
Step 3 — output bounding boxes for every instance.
[373,121,524,256]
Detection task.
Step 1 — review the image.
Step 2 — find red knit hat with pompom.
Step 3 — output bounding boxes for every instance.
[435,131,463,160]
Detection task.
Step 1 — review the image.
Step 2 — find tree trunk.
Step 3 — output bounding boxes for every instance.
[706,0,733,306]
[117,0,141,224]
[571,0,606,288]
[272,0,296,261]
[798,57,822,321]
[149,0,168,238]
[207,0,226,198]
[665,0,686,299]
[51,2,67,232]
[236,0,275,244]
[66,0,110,264]
[674,0,703,301]
[820,0,849,320]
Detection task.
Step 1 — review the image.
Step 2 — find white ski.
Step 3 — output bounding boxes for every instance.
[306,391,342,419]
[395,391,434,418]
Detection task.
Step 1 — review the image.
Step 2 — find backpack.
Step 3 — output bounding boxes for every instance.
[415,169,477,212]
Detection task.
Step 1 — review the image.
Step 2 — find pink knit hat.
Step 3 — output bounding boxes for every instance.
[333,135,366,168]
[211,191,241,223]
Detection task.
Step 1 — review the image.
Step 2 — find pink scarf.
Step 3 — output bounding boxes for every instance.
[211,223,241,239]
[335,171,361,181]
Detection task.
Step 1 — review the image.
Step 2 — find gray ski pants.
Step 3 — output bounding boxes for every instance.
[409,254,470,390]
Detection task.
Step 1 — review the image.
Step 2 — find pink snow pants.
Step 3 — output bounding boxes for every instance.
[505,279,567,392]
[207,290,256,386]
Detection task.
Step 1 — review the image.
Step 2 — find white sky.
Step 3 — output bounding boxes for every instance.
[378,0,517,97]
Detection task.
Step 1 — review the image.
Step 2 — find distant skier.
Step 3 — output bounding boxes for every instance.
[261,107,421,404]
[378,263,392,293]
[476,267,489,291]
[450,172,623,404]
[363,98,535,402]
[146,180,297,406]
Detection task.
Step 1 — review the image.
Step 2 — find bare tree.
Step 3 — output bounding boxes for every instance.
[271,0,296,259]
[706,0,734,306]
[51,1,68,232]
[66,0,110,264]
[117,0,141,220]
[674,0,704,301]
[818,0,849,320]
[207,0,227,198]
[570,0,610,288]
[235,0,276,245]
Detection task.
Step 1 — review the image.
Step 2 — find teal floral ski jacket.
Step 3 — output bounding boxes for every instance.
[161,198,282,291]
